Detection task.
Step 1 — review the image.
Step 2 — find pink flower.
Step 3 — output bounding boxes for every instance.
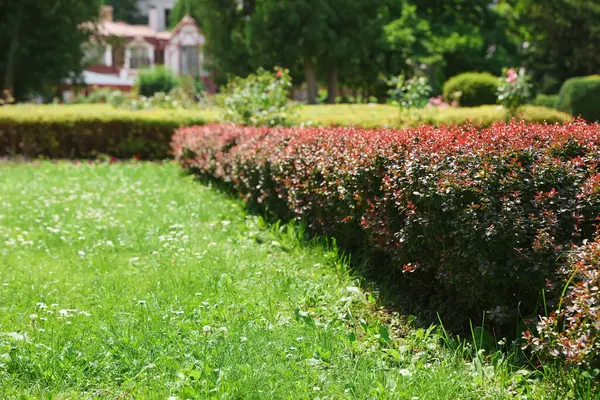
[506,69,518,84]
[276,70,283,78]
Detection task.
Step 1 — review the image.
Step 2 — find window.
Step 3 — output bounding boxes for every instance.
[180,45,199,76]
[129,44,150,69]
[154,49,164,65]
[164,8,171,28]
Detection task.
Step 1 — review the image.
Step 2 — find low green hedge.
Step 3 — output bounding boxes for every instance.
[443,72,499,107]
[531,94,559,109]
[556,75,600,122]
[0,105,212,159]
[296,104,571,128]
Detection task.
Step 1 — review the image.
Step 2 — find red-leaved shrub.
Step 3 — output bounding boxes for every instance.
[525,239,599,370]
[172,121,600,328]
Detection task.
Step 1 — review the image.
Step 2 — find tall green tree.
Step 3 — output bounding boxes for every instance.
[0,0,99,100]
[103,0,144,24]
[510,0,600,92]
[385,0,521,89]
[249,0,392,104]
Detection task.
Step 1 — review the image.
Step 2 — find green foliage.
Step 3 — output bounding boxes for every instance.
[0,105,208,159]
[73,87,128,105]
[512,0,600,92]
[387,75,432,109]
[443,72,499,107]
[102,0,144,23]
[295,104,569,128]
[220,67,296,127]
[496,67,532,115]
[399,0,522,85]
[0,0,100,100]
[532,94,559,109]
[556,75,600,122]
[135,67,180,98]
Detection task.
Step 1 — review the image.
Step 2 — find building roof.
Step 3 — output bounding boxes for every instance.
[171,15,200,37]
[96,15,199,43]
[100,21,159,38]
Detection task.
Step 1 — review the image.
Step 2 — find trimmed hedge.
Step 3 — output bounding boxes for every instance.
[173,121,600,330]
[0,105,210,159]
[297,104,571,128]
[532,94,559,109]
[443,72,500,107]
[556,75,600,122]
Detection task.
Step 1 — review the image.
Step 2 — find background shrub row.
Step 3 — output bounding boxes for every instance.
[0,105,206,159]
[173,121,600,332]
[442,72,499,107]
[556,75,600,123]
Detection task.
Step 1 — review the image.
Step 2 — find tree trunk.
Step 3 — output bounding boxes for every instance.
[304,59,317,105]
[3,4,23,95]
[327,65,338,104]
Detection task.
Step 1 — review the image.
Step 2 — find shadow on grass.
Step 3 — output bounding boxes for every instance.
[182,169,467,334]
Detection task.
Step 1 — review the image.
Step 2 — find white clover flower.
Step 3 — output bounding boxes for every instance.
[399,369,412,377]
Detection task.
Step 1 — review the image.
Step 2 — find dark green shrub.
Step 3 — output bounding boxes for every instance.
[443,72,499,107]
[532,94,559,109]
[556,75,600,122]
[0,105,206,159]
[136,66,179,97]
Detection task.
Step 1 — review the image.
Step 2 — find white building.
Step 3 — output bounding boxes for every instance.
[79,6,214,92]
[136,0,177,32]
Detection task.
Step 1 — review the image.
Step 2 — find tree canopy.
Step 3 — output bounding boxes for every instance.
[0,0,100,100]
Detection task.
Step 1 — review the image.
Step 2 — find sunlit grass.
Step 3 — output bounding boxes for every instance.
[295,104,570,128]
[0,162,579,398]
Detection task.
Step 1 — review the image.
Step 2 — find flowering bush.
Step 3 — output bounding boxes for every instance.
[497,68,533,116]
[219,67,296,127]
[387,75,431,109]
[525,239,600,371]
[426,95,458,109]
[173,121,600,329]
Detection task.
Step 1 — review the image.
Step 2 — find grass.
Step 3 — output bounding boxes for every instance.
[0,161,577,399]
[295,104,571,128]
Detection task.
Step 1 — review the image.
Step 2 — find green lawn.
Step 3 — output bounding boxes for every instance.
[0,162,564,398]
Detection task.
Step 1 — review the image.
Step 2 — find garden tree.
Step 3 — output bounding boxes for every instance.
[0,0,99,100]
[247,0,329,104]
[249,0,390,104]
[169,0,254,84]
[318,0,391,103]
[385,0,521,89]
[102,0,144,24]
[509,0,600,93]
